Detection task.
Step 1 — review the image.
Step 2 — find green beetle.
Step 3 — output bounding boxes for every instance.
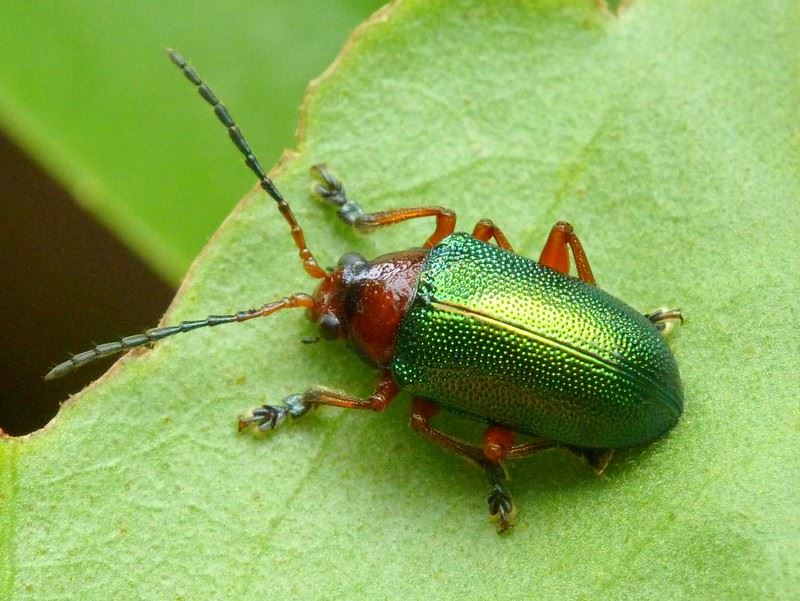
[47,51,684,533]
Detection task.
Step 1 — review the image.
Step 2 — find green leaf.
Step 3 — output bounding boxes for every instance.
[2,0,798,598]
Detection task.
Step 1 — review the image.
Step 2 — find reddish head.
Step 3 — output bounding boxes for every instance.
[306,249,428,366]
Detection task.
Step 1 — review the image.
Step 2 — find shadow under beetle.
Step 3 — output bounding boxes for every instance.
[48,50,685,533]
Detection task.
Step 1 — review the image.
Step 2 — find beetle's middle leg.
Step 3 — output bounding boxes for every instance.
[239,369,398,432]
[538,221,596,285]
[311,164,456,247]
[538,222,685,338]
[410,399,553,532]
[471,219,514,251]
[485,424,614,475]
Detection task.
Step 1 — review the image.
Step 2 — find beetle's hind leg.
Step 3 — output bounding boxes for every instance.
[410,399,552,533]
[310,164,456,248]
[565,446,615,474]
[410,399,514,532]
[645,307,684,336]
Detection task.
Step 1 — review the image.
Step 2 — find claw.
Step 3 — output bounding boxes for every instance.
[488,483,516,533]
[310,164,346,206]
[645,307,684,337]
[309,164,367,226]
[237,394,311,433]
[237,405,286,433]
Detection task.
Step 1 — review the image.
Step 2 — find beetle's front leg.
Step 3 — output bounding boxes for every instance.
[310,163,364,225]
[239,370,398,432]
[310,164,456,247]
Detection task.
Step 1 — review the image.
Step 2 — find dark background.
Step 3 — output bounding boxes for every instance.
[0,132,174,435]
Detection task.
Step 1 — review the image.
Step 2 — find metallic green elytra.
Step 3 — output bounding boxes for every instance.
[392,233,683,448]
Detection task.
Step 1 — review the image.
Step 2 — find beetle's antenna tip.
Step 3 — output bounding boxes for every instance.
[44,368,60,381]
[45,295,316,382]
[166,48,181,61]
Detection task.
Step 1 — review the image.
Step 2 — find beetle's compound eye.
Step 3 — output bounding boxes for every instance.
[337,252,367,271]
[318,313,342,340]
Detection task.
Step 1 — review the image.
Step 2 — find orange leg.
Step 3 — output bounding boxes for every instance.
[471,219,514,251]
[483,425,552,461]
[538,221,596,285]
[485,425,614,474]
[239,369,398,432]
[356,207,457,248]
[410,399,552,532]
[311,164,456,248]
[485,425,613,476]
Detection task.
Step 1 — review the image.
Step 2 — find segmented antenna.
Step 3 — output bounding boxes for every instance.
[167,49,327,280]
[45,294,315,380]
